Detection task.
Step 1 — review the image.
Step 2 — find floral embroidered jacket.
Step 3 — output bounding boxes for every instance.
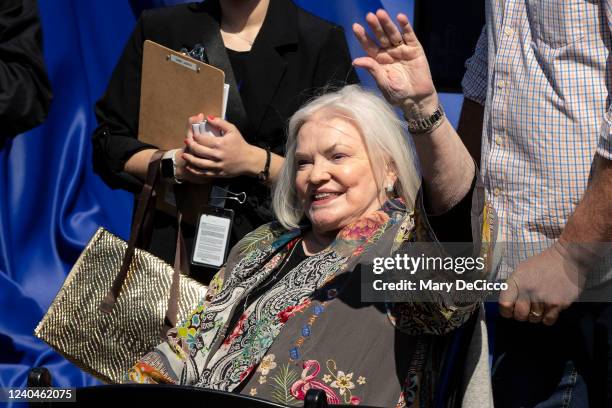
[127,188,493,407]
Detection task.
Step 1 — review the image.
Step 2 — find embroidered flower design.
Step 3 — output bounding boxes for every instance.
[290,361,341,404]
[177,326,192,338]
[322,374,332,383]
[239,365,255,382]
[222,312,248,346]
[177,326,197,350]
[258,376,267,384]
[352,246,366,257]
[257,354,277,375]
[339,212,390,242]
[249,387,258,396]
[331,371,355,395]
[277,299,311,323]
[207,274,224,299]
[322,360,365,404]
[185,330,199,349]
[128,362,174,384]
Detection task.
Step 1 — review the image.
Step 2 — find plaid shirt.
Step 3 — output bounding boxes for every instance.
[462,0,612,283]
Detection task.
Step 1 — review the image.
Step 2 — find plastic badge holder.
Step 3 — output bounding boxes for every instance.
[192,206,234,268]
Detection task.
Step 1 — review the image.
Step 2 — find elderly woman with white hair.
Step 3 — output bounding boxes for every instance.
[127,9,489,407]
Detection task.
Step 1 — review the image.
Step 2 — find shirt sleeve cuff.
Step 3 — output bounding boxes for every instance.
[461,27,488,106]
[597,112,612,160]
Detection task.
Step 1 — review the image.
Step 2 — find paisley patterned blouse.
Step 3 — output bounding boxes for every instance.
[126,187,493,407]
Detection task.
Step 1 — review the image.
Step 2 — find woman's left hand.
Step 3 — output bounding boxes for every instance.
[352,9,438,118]
[181,115,264,178]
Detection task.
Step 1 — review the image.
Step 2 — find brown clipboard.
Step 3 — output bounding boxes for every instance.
[138,40,226,224]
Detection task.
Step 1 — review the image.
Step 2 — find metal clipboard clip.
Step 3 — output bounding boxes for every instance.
[210,186,247,205]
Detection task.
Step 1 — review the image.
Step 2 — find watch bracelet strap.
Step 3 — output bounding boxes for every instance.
[258,149,271,181]
[162,149,183,184]
[406,104,446,134]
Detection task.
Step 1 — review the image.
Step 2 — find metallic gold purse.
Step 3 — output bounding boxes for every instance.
[34,152,207,383]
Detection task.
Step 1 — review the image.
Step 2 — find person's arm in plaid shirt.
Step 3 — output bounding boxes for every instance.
[597,1,612,162]
[459,26,487,165]
[499,6,612,326]
[499,155,611,325]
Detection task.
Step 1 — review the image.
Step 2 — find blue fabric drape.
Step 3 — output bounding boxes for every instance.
[0,0,138,391]
[0,0,432,392]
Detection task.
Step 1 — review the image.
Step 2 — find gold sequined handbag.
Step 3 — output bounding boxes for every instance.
[34,152,207,384]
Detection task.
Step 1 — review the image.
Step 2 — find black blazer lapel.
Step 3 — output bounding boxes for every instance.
[197,1,249,132]
[241,0,298,137]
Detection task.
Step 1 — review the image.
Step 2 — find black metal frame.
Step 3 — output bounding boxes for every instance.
[27,367,382,408]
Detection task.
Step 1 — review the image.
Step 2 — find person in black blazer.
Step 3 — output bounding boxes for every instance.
[0,0,52,147]
[92,0,358,281]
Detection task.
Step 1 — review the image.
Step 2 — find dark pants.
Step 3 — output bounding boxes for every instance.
[490,303,612,408]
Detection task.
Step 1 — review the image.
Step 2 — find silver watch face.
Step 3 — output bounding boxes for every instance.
[407,106,445,133]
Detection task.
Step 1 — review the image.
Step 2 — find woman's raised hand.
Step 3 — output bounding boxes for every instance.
[352,10,438,118]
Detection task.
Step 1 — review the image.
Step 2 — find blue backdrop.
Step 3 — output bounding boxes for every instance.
[0,0,462,392]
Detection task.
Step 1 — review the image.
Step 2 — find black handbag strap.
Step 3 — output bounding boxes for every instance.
[100,151,194,338]
[100,150,165,314]
[162,186,191,333]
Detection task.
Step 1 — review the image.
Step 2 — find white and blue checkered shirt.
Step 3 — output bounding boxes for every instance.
[462,0,612,284]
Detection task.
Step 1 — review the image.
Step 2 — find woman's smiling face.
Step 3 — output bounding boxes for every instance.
[294,113,389,235]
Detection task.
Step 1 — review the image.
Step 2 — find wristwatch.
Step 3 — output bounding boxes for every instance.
[406,105,446,134]
[161,149,183,184]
